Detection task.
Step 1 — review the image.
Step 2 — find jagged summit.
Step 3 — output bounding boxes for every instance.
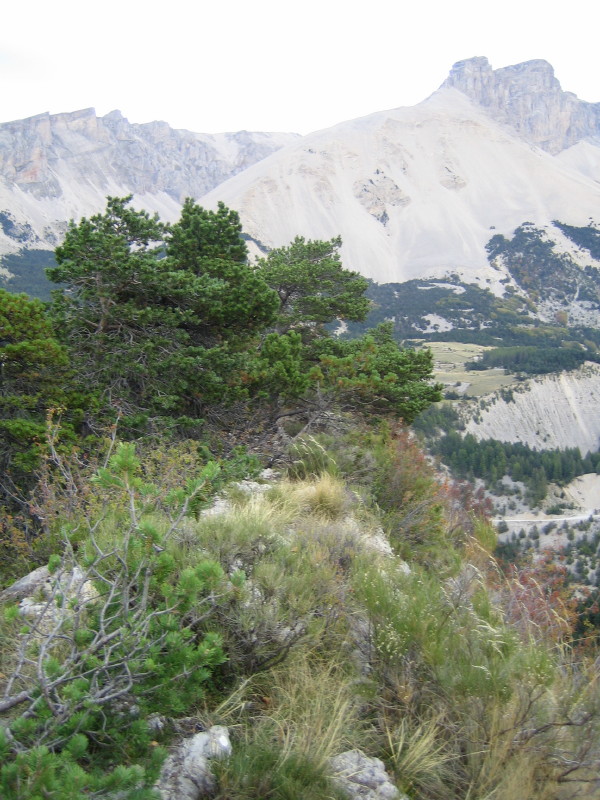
[440,56,600,153]
[444,56,558,90]
[0,109,299,255]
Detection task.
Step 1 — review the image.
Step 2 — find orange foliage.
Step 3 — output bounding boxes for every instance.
[496,554,577,644]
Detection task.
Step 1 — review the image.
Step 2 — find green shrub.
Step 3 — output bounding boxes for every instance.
[0,443,226,786]
[0,732,163,800]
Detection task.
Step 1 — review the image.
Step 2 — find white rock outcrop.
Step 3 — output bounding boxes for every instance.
[0,564,99,637]
[441,56,600,154]
[463,363,600,454]
[330,750,405,800]
[0,565,51,602]
[155,725,232,800]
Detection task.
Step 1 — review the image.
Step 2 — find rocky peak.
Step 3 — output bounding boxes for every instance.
[0,109,299,255]
[0,108,299,202]
[441,56,600,153]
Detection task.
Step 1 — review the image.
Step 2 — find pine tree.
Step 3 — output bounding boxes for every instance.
[47,197,279,428]
[258,236,369,336]
[309,323,442,423]
[0,290,72,503]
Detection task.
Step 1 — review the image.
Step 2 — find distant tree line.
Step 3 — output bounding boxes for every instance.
[426,324,577,347]
[433,431,600,504]
[466,345,593,375]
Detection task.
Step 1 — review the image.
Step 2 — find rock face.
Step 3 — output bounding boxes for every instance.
[0,109,298,202]
[329,750,405,800]
[441,57,600,154]
[0,109,298,253]
[155,725,232,800]
[463,363,600,453]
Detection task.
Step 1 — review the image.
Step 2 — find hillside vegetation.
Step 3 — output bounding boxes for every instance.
[0,195,440,521]
[339,222,600,373]
[2,426,600,799]
[1,197,600,799]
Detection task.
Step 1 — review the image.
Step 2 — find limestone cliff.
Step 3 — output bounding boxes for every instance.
[0,109,298,253]
[441,56,600,154]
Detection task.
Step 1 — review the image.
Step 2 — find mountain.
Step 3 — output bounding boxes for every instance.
[0,108,299,256]
[441,57,600,154]
[1,57,599,307]
[200,58,600,286]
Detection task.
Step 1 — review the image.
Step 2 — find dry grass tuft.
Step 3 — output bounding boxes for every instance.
[385,715,451,796]
[284,473,349,521]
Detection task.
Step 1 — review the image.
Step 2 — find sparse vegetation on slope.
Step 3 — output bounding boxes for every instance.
[553,220,600,260]
[2,424,599,799]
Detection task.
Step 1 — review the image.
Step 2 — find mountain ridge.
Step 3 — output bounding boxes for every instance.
[1,56,599,296]
[0,107,299,256]
[200,83,600,285]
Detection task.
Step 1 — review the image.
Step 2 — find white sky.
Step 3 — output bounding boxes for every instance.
[1,0,598,135]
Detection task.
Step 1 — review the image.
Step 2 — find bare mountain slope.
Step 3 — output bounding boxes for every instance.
[557,138,600,185]
[201,81,600,285]
[463,363,600,454]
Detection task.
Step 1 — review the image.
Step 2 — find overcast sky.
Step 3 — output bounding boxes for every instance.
[2,0,598,135]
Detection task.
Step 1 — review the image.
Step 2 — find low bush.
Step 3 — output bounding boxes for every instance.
[0,443,227,796]
[212,651,360,800]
